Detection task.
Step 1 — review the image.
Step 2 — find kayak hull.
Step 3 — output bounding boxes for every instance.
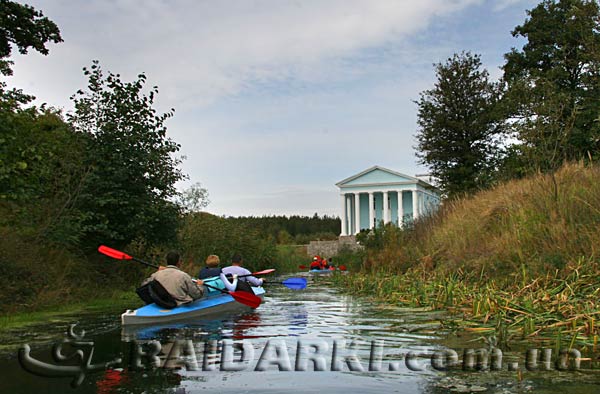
[309,269,334,274]
[121,287,265,325]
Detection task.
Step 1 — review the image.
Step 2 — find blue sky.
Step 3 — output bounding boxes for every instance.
[8,0,538,216]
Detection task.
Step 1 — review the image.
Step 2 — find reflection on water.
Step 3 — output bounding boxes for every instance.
[120,312,266,342]
[1,275,598,393]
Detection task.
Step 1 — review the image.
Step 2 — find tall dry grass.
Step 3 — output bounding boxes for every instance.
[369,162,600,281]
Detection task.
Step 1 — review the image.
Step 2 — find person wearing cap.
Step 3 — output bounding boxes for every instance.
[198,254,223,279]
[309,255,321,270]
[221,254,263,287]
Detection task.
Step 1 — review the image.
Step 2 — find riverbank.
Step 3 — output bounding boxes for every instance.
[332,261,599,351]
[0,243,304,330]
[0,290,139,333]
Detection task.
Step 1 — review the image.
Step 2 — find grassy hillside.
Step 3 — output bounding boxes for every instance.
[362,162,600,280]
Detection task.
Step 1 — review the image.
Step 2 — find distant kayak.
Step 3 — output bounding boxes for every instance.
[121,286,265,325]
[309,269,340,274]
[300,263,347,273]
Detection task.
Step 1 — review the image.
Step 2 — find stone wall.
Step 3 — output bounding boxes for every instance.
[306,235,362,257]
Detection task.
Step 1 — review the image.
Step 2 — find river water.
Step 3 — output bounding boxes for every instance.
[0,274,598,393]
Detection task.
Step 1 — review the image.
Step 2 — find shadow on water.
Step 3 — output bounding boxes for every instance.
[0,274,598,393]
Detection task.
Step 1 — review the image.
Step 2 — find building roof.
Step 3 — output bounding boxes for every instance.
[336,165,439,191]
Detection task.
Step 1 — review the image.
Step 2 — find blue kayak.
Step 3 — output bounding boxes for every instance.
[309,269,334,274]
[121,286,265,325]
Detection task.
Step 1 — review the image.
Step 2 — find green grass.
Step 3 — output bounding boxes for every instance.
[274,244,309,273]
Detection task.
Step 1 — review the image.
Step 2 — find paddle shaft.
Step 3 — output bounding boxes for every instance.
[136,261,269,280]
[99,246,273,276]
[132,257,160,269]
[98,245,262,307]
[135,259,269,278]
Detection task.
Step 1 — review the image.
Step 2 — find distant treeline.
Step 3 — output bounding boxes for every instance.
[225,215,340,244]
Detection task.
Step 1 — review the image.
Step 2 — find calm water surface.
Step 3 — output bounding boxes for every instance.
[0,274,598,393]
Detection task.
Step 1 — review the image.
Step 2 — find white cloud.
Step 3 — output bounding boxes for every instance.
[493,0,528,11]
[9,0,480,110]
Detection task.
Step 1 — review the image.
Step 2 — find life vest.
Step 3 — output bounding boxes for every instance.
[319,259,329,270]
[203,276,227,296]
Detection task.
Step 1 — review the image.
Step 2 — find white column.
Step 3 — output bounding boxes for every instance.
[354,192,361,234]
[368,192,375,229]
[383,191,389,224]
[412,189,419,221]
[346,195,352,234]
[340,194,347,236]
[397,190,404,228]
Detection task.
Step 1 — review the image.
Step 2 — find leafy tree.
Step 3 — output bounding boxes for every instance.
[0,107,89,244]
[502,0,600,171]
[415,52,502,198]
[277,229,293,244]
[0,0,62,76]
[68,61,185,248]
[0,0,62,105]
[179,212,276,271]
[0,0,82,245]
[179,182,210,213]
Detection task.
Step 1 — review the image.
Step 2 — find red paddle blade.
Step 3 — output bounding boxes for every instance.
[339,265,347,271]
[98,245,132,260]
[229,291,262,308]
[298,265,308,270]
[252,269,275,276]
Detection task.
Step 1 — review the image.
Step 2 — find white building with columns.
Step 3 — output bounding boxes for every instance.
[336,166,441,236]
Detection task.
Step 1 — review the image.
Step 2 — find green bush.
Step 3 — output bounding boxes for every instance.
[178,212,276,273]
[274,244,308,273]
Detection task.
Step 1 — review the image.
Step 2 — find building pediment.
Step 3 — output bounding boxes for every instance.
[336,166,441,236]
[336,166,417,187]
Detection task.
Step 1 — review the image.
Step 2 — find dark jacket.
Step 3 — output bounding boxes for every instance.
[198,266,222,279]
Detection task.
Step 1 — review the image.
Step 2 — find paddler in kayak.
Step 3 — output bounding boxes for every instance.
[198,254,222,279]
[222,254,264,289]
[198,254,231,297]
[309,256,321,270]
[138,251,205,309]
